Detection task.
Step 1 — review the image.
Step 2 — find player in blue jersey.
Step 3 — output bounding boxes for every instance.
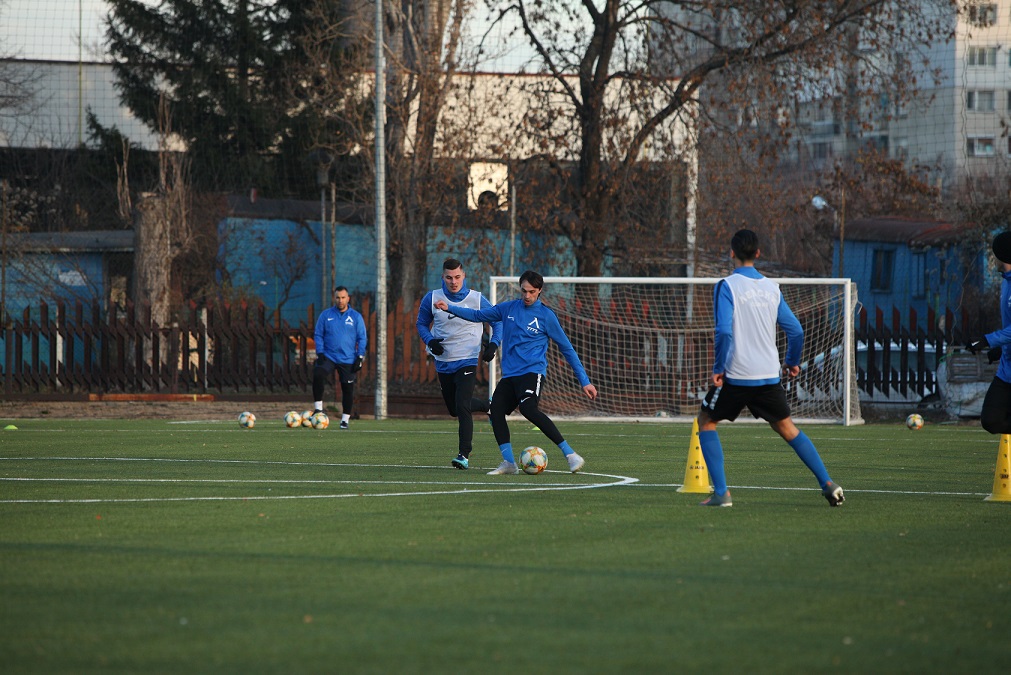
[696,229,844,507]
[312,286,367,429]
[967,232,1011,434]
[435,270,598,474]
[417,258,503,469]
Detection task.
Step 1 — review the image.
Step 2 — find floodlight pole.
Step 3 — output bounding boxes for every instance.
[374,0,388,419]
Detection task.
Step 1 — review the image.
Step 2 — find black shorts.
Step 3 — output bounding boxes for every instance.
[700,382,791,423]
[493,372,543,412]
[316,358,357,385]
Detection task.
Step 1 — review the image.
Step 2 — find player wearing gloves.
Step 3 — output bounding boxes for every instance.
[312,286,367,429]
[417,258,502,469]
[435,269,597,475]
[967,232,1011,434]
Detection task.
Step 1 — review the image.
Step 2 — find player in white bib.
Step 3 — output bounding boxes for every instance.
[417,258,502,469]
[696,229,844,508]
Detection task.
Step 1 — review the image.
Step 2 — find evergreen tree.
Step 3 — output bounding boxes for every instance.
[104,0,349,195]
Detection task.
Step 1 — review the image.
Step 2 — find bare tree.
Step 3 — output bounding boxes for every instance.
[486,0,954,275]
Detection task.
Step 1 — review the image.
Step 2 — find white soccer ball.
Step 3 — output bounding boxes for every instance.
[905,413,924,430]
[520,446,548,474]
[238,411,256,428]
[311,412,329,430]
[284,411,302,428]
[301,410,316,428]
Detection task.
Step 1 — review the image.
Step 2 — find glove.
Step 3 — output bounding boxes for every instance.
[966,336,990,354]
[427,338,444,356]
[482,342,498,362]
[353,355,364,372]
[988,346,1002,364]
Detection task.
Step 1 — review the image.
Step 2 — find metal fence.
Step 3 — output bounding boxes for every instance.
[1,297,459,398]
[0,298,984,406]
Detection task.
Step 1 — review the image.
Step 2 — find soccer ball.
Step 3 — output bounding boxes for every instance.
[301,410,316,428]
[311,412,329,430]
[520,446,548,474]
[284,411,302,428]
[238,411,256,428]
[905,413,924,430]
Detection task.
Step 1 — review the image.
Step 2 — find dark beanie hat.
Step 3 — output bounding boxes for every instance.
[993,232,1011,264]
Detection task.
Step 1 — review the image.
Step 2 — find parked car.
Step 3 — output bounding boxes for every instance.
[935,348,996,418]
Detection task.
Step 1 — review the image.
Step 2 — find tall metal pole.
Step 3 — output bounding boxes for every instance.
[509,183,516,276]
[374,0,388,419]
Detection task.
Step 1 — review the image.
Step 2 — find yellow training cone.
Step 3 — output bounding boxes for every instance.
[677,418,712,493]
[985,434,1011,502]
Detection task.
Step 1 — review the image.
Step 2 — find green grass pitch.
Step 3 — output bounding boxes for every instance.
[1,416,1009,673]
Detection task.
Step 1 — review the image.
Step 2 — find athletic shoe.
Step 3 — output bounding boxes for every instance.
[822,481,844,507]
[487,461,518,475]
[699,490,733,507]
[566,453,585,473]
[452,454,469,470]
[312,409,323,416]
[339,420,349,430]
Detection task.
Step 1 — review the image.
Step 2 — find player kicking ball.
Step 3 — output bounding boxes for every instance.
[435,270,597,475]
[696,229,844,507]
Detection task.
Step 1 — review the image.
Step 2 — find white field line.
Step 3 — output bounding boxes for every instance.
[0,457,637,503]
[632,483,991,497]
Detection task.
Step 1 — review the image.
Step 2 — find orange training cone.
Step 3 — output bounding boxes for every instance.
[677,418,712,493]
[985,434,1011,502]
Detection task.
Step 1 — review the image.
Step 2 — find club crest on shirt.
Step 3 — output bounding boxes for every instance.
[526,318,541,334]
[344,316,355,326]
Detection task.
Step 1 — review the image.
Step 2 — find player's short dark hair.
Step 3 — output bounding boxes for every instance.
[731,229,759,261]
[519,270,543,289]
[443,258,463,271]
[334,285,348,294]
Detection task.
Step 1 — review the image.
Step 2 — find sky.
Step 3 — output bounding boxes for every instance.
[0,0,124,62]
[0,0,544,69]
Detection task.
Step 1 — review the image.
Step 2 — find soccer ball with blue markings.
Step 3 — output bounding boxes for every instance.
[301,410,316,428]
[284,411,302,428]
[520,446,548,474]
[905,413,924,430]
[237,411,256,428]
[311,412,329,430]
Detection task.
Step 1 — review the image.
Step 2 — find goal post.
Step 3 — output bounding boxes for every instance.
[488,276,862,426]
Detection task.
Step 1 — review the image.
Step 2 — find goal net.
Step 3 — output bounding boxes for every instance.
[488,276,862,425]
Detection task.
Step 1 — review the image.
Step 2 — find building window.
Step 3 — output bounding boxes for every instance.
[967,3,998,26]
[967,46,997,66]
[912,252,926,299]
[812,142,833,160]
[1007,90,1011,110]
[966,90,996,111]
[967,136,996,156]
[871,250,895,292]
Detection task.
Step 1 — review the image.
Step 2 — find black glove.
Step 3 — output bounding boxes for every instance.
[353,355,364,372]
[988,346,1002,364]
[966,336,990,354]
[427,338,444,356]
[482,342,498,362]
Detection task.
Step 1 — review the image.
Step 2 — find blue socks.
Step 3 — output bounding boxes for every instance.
[788,430,831,488]
[559,440,574,457]
[697,430,728,495]
[499,443,516,464]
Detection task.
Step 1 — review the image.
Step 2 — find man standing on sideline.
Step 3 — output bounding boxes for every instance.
[312,286,367,429]
[967,231,1011,434]
[417,258,503,470]
[696,229,844,507]
[435,270,597,475]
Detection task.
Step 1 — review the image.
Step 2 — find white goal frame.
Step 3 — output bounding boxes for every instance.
[488,276,861,426]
